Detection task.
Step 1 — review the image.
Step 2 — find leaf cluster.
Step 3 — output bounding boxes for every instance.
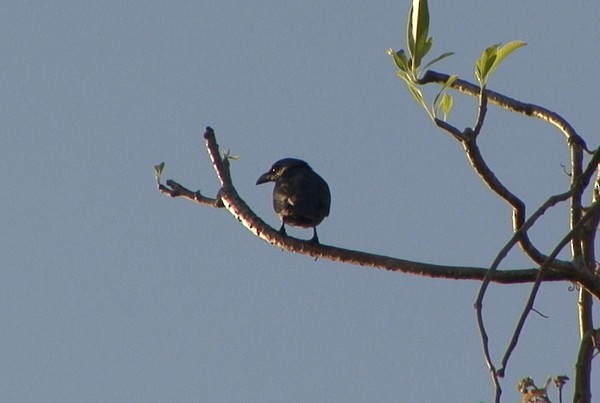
[388,0,525,120]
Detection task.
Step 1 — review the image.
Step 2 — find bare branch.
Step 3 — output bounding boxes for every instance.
[420,70,589,150]
[430,78,581,269]
[578,145,600,192]
[157,127,588,285]
[433,117,466,142]
[476,187,574,392]
[157,179,221,207]
[570,137,585,258]
[498,202,600,376]
[475,192,600,394]
[462,137,571,269]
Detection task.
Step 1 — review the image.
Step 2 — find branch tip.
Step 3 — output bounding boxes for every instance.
[204,126,215,140]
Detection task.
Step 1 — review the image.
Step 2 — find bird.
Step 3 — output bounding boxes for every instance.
[256,158,331,243]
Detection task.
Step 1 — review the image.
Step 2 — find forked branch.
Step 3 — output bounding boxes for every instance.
[156,127,591,286]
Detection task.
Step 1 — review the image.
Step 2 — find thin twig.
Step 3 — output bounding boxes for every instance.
[157,180,220,206]
[431,82,574,269]
[475,178,600,392]
[420,70,589,150]
[475,188,574,391]
[530,308,549,319]
[462,137,567,268]
[471,86,488,138]
[498,202,600,375]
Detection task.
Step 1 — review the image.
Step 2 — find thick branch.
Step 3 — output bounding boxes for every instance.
[156,127,594,286]
[498,202,600,377]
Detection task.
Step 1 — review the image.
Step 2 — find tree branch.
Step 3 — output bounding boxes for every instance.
[573,157,600,403]
[158,179,221,206]
[475,188,576,392]
[497,202,600,378]
[461,137,571,269]
[416,72,600,396]
[420,70,589,151]
[155,127,594,287]
[430,80,578,270]
[471,86,488,138]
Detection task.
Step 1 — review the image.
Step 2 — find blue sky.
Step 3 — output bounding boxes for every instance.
[2,1,599,401]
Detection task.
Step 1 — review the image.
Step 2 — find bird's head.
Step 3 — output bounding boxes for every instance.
[256,158,310,185]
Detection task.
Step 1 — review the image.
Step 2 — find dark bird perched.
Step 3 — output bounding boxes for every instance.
[256,158,331,243]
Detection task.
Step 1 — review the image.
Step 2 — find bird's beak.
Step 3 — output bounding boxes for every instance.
[256,172,272,185]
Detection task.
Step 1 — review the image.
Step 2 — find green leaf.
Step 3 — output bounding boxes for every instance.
[432,74,458,119]
[398,77,434,120]
[417,37,433,64]
[411,0,429,52]
[422,51,454,70]
[475,41,526,86]
[439,93,453,120]
[475,44,499,85]
[388,48,410,72]
[407,0,430,70]
[407,83,426,108]
[406,8,415,59]
[154,162,165,183]
[222,149,240,161]
[442,74,459,89]
[432,74,458,104]
[487,41,527,78]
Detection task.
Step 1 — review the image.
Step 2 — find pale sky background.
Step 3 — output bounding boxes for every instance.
[2,1,600,402]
